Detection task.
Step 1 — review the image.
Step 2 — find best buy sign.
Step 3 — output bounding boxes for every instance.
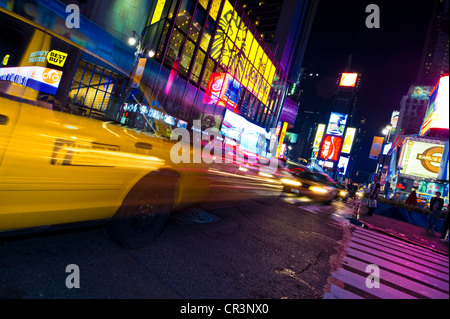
[28,50,68,67]
[47,50,68,67]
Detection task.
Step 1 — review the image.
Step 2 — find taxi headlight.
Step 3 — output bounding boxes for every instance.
[310,186,328,194]
[258,172,273,178]
[356,191,364,197]
[238,167,249,172]
[339,190,348,197]
[281,178,301,187]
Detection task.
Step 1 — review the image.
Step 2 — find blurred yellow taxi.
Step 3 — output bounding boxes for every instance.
[277,166,335,205]
[0,95,281,248]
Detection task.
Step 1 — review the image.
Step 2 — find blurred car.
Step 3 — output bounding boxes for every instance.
[312,172,338,198]
[0,95,282,248]
[335,183,349,201]
[277,167,335,205]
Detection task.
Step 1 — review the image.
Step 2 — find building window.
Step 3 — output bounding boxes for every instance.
[165,29,185,67]
[180,39,196,77]
[175,0,195,35]
[200,17,214,51]
[189,6,206,43]
[191,49,206,83]
[68,61,121,118]
[209,0,223,21]
[202,58,216,88]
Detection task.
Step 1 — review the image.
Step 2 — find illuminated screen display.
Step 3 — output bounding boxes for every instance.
[285,132,298,143]
[210,0,276,105]
[399,139,445,179]
[220,109,276,158]
[337,156,350,174]
[417,181,445,196]
[339,72,358,87]
[382,143,392,155]
[420,75,449,135]
[319,135,343,162]
[326,112,348,137]
[0,66,62,95]
[341,127,356,154]
[313,124,326,148]
[203,73,242,108]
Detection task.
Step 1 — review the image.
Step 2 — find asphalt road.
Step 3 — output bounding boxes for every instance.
[0,195,348,300]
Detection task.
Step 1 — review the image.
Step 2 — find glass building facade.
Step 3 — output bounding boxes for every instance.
[130,0,288,136]
[0,0,288,142]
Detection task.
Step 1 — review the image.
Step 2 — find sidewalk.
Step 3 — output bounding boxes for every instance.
[358,212,449,256]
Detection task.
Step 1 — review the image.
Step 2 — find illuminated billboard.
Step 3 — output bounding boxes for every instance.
[210,0,276,105]
[337,156,350,175]
[285,132,298,143]
[390,110,400,129]
[326,112,348,137]
[369,136,384,160]
[313,124,326,148]
[420,75,449,136]
[341,127,356,154]
[0,66,63,95]
[339,73,358,87]
[399,138,445,179]
[203,73,242,109]
[382,143,392,155]
[319,135,343,162]
[220,109,275,158]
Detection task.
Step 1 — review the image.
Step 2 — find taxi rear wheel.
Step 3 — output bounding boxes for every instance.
[106,177,175,249]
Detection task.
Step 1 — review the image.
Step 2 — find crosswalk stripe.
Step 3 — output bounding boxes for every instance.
[352,231,449,268]
[325,227,449,299]
[332,268,417,299]
[323,284,365,299]
[343,256,449,299]
[354,228,449,263]
[346,246,449,287]
[349,238,449,275]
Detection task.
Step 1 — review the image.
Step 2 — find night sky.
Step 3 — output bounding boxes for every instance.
[301,0,436,180]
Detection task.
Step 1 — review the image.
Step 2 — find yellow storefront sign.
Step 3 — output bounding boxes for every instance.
[46,50,68,67]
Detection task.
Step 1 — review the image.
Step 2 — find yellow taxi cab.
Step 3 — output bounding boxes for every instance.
[0,8,283,249]
[277,165,335,205]
[0,93,282,248]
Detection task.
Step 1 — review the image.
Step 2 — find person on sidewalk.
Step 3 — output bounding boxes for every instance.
[440,205,449,241]
[426,191,444,232]
[405,189,418,206]
[366,175,381,216]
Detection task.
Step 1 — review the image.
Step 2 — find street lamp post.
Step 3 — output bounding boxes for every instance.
[124,27,158,103]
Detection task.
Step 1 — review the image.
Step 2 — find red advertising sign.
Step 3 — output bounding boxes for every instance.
[319,135,343,162]
[203,73,242,108]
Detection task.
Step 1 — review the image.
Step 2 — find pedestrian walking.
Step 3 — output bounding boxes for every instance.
[366,175,381,216]
[426,191,444,232]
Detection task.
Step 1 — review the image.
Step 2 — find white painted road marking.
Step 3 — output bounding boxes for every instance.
[324,228,449,299]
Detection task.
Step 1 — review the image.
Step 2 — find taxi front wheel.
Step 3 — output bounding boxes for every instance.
[106,178,175,249]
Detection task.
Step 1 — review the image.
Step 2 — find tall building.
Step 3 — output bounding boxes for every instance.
[287,108,322,161]
[240,0,318,86]
[395,85,433,138]
[239,0,318,157]
[391,0,448,161]
[416,0,449,86]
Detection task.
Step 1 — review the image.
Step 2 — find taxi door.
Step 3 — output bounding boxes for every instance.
[0,97,21,166]
[0,98,164,231]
